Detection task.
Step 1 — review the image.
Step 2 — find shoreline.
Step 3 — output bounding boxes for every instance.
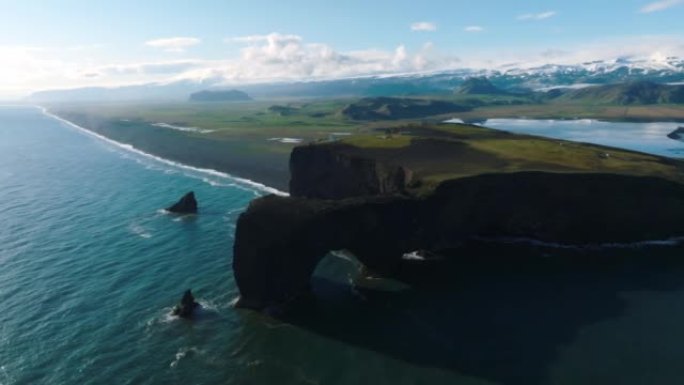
[36,106,289,197]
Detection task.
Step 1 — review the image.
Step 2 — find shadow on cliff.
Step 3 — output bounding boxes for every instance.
[274,242,684,385]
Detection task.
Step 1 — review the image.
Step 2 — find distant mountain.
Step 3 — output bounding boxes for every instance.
[29,80,212,103]
[27,56,684,102]
[341,97,470,120]
[556,81,684,105]
[456,77,509,95]
[189,89,251,102]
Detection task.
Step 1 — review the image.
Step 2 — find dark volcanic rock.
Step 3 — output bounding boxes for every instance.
[233,172,684,310]
[167,192,198,214]
[289,144,413,199]
[667,127,684,140]
[172,289,200,318]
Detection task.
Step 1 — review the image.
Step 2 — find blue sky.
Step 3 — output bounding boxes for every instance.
[0,0,682,97]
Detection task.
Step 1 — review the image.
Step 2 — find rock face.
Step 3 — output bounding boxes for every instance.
[233,172,684,310]
[289,144,413,199]
[172,290,200,318]
[667,127,684,140]
[167,192,198,214]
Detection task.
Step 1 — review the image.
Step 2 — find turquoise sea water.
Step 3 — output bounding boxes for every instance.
[4,106,684,385]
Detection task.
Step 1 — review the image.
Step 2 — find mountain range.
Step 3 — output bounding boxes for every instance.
[28,57,684,102]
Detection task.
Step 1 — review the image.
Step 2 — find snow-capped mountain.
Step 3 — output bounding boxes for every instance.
[28,57,684,102]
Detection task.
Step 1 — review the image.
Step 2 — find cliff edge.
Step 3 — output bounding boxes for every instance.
[233,123,684,310]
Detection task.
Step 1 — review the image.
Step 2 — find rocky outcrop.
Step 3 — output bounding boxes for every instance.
[667,127,684,140]
[289,144,413,199]
[172,289,200,318]
[167,192,198,214]
[234,172,684,310]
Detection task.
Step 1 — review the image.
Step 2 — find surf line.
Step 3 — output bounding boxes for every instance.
[37,106,288,197]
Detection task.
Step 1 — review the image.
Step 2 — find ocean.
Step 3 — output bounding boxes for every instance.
[3,105,684,385]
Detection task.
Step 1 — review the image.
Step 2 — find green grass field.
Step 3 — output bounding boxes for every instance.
[48,97,684,192]
[331,122,684,195]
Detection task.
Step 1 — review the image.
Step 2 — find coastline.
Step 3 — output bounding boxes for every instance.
[36,106,289,197]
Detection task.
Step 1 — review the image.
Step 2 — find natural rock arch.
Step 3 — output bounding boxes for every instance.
[233,172,684,310]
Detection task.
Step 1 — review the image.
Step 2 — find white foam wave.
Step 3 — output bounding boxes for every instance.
[201,177,233,187]
[129,223,152,239]
[170,346,205,368]
[152,122,214,134]
[145,307,177,329]
[37,106,288,197]
[198,299,219,311]
[402,251,426,260]
[268,137,303,144]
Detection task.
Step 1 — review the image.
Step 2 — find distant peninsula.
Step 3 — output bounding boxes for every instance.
[189,89,252,102]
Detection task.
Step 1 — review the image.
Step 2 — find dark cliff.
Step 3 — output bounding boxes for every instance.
[233,123,684,310]
[234,171,684,310]
[289,143,413,199]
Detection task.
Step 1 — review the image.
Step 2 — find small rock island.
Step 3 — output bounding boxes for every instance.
[172,289,200,318]
[166,192,198,214]
[232,123,684,311]
[667,127,684,140]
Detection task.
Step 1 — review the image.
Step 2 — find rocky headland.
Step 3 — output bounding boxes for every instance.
[232,123,684,310]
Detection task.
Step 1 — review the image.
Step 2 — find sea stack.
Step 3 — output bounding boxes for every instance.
[667,127,684,140]
[172,289,200,318]
[167,191,198,214]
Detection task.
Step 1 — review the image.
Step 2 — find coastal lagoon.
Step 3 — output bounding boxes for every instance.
[4,106,684,385]
[473,118,684,159]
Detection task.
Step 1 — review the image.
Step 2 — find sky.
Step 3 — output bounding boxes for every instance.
[0,0,683,98]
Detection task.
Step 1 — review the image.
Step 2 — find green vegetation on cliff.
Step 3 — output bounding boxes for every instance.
[47,80,684,192]
[325,123,684,195]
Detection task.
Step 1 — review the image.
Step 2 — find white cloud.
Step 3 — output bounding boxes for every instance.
[5,33,684,99]
[171,33,460,84]
[457,35,684,71]
[94,60,203,76]
[228,33,302,44]
[517,11,557,21]
[464,26,484,32]
[410,22,437,32]
[145,37,200,53]
[640,0,683,13]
